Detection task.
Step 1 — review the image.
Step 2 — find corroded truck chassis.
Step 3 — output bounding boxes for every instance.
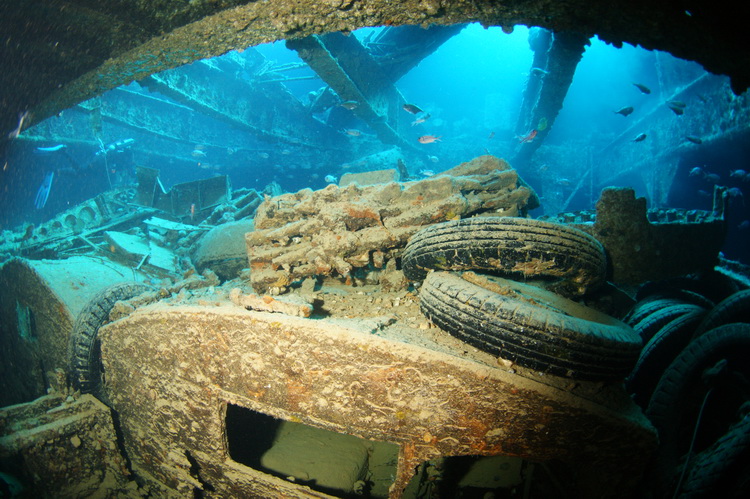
[101,302,656,498]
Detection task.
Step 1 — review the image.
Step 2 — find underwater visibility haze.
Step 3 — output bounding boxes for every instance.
[3,23,749,262]
[2,19,750,499]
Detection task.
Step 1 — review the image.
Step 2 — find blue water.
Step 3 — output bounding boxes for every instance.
[2,22,749,262]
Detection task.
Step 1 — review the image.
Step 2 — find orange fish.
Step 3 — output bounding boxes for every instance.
[345,129,362,137]
[516,129,537,143]
[418,135,441,144]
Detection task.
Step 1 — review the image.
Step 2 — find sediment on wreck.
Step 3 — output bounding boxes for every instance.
[99,303,656,499]
[246,155,537,294]
[0,257,138,406]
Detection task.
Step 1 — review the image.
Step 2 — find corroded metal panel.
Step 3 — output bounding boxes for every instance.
[0,257,137,406]
[101,302,656,498]
[140,58,346,150]
[0,394,132,497]
[5,0,750,141]
[286,33,415,151]
[580,187,726,285]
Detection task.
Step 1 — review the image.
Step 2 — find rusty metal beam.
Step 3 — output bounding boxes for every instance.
[139,58,347,150]
[595,73,750,205]
[286,33,419,152]
[514,28,553,136]
[363,24,467,83]
[512,31,590,168]
[101,304,656,498]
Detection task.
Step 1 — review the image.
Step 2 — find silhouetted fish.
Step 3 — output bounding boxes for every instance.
[685,135,703,144]
[727,187,743,198]
[632,83,651,94]
[403,104,424,115]
[614,106,634,116]
[633,133,647,142]
[667,103,684,115]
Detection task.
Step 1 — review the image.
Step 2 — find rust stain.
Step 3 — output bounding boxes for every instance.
[285,379,310,410]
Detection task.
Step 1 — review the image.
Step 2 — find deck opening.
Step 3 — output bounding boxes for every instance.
[225,402,398,498]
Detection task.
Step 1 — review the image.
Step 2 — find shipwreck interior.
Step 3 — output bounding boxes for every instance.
[2,1,750,499]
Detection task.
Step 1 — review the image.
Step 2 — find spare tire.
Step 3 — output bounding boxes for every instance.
[419,271,641,381]
[192,219,255,281]
[626,308,705,408]
[645,323,750,497]
[402,217,607,296]
[680,412,750,498]
[694,289,750,337]
[625,297,699,328]
[632,302,707,343]
[69,282,152,399]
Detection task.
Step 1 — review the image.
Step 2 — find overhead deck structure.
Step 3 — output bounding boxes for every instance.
[286,26,464,153]
[512,31,590,168]
[362,24,466,82]
[3,0,748,148]
[14,26,466,168]
[139,54,348,150]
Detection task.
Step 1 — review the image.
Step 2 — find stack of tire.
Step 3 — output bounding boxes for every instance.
[622,278,750,498]
[401,217,642,383]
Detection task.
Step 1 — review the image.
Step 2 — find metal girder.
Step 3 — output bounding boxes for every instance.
[363,24,467,82]
[139,55,347,151]
[101,304,656,498]
[287,33,419,152]
[594,74,750,206]
[512,31,590,168]
[514,28,553,136]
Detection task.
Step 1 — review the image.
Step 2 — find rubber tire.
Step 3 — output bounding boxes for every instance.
[645,323,750,497]
[69,282,152,399]
[624,297,691,327]
[633,303,707,343]
[626,309,705,408]
[419,271,641,381]
[694,289,750,337]
[636,273,738,306]
[635,278,719,310]
[680,413,750,498]
[402,217,607,296]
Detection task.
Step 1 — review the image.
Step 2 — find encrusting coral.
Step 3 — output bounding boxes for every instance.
[247,155,537,293]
